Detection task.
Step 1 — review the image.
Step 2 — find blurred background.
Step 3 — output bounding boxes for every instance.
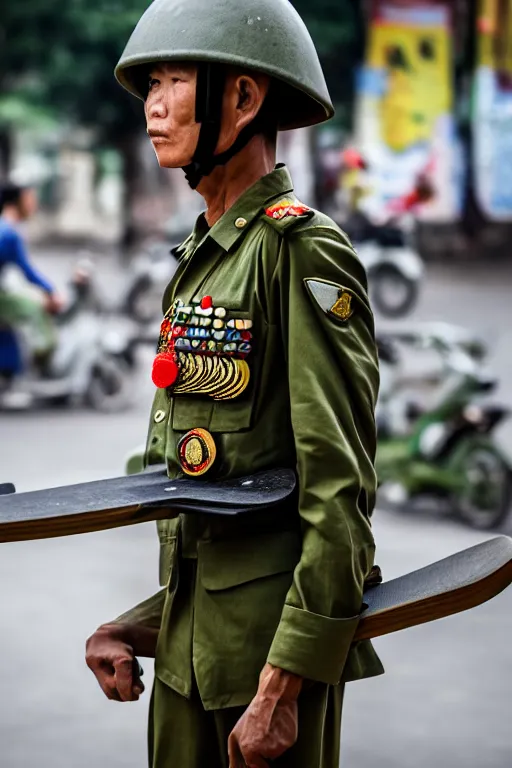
[0,1,511,767]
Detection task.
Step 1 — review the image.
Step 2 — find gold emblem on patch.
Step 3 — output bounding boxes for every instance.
[330,291,353,321]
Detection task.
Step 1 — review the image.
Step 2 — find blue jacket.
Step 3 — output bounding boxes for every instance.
[0,217,54,293]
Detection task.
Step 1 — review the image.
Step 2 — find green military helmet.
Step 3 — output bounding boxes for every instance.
[115,0,334,131]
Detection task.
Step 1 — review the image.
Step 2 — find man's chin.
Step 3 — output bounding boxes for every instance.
[153,146,191,169]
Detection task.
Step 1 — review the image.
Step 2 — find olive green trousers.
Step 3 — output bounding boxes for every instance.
[148,676,344,768]
[0,291,55,355]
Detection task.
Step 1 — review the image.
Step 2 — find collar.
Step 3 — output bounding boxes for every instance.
[198,164,294,253]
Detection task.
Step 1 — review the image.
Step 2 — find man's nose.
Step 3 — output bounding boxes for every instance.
[146,97,167,121]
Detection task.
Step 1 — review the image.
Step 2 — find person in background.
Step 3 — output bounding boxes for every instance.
[0,182,62,393]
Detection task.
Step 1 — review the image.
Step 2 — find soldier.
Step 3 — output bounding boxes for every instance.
[86,1,383,766]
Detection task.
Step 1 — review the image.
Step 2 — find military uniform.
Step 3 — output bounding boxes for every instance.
[121,165,383,766]
[113,1,383,764]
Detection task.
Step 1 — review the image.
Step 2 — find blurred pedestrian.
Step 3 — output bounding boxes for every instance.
[0,182,63,389]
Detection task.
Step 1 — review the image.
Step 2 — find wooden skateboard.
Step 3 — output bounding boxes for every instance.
[1,470,511,638]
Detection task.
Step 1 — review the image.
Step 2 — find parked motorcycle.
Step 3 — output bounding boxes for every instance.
[0,261,137,411]
[353,217,424,318]
[376,323,511,530]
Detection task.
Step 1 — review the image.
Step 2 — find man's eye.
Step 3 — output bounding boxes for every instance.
[148,78,160,91]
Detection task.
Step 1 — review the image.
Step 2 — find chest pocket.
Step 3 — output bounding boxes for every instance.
[171,379,254,433]
[171,307,263,434]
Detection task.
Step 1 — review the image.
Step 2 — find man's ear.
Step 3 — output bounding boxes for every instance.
[233,74,269,132]
[234,74,270,132]
[216,71,270,153]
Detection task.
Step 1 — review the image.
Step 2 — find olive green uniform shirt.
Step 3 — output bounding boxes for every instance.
[140,164,383,710]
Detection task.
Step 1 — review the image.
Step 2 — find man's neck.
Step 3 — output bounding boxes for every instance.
[197,135,276,227]
[1,208,20,224]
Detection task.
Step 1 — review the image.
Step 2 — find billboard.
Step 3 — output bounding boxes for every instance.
[354,1,464,222]
[472,0,512,220]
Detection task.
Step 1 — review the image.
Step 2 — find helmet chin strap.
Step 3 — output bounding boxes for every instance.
[182,63,268,190]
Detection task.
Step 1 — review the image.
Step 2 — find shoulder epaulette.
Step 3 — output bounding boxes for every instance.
[263,197,313,234]
[265,198,311,220]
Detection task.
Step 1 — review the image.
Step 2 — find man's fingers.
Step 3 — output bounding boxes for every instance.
[227,732,245,768]
[244,755,268,768]
[87,655,141,702]
[114,656,137,701]
[132,658,145,697]
[94,670,120,701]
[105,686,122,702]
[228,733,269,768]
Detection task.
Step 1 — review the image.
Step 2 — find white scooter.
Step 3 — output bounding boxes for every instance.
[355,215,424,318]
[0,262,137,411]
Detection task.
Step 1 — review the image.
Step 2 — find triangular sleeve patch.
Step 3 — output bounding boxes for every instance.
[304,279,355,322]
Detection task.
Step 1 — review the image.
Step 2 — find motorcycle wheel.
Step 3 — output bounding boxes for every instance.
[369,265,419,318]
[85,356,132,413]
[452,444,511,530]
[125,275,163,325]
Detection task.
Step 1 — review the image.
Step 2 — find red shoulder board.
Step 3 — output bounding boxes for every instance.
[265,198,310,220]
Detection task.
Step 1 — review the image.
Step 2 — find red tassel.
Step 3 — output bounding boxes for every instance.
[152,352,179,389]
[200,295,213,310]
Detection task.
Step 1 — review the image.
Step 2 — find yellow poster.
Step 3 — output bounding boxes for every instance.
[354,2,462,222]
[368,6,450,152]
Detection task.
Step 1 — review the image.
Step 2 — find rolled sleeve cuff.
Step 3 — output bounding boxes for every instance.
[113,589,166,629]
[267,604,360,685]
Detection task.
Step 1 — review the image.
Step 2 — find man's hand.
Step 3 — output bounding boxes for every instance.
[85,623,157,702]
[228,663,303,768]
[43,292,64,315]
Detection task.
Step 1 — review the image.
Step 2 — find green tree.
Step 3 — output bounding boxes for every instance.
[292,0,365,129]
[0,0,363,238]
[0,1,151,242]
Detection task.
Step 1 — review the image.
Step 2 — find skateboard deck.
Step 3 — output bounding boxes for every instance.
[0,468,296,542]
[0,471,511,638]
[355,536,512,640]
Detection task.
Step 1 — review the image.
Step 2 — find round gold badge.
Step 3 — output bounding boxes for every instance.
[177,428,217,476]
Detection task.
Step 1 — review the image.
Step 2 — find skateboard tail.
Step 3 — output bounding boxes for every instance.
[355,536,512,640]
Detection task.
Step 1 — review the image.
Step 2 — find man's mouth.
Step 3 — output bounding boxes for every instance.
[148,130,170,143]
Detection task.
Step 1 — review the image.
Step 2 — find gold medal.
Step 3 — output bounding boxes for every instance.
[195,355,225,395]
[214,358,250,399]
[175,354,206,392]
[210,357,239,398]
[177,428,217,476]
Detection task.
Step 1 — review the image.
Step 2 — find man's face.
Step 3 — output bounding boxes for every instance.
[145,63,200,168]
[18,188,38,220]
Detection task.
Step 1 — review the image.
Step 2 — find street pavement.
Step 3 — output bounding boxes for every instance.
[0,252,511,767]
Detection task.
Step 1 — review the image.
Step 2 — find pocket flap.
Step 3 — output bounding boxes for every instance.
[172,396,253,433]
[199,530,300,591]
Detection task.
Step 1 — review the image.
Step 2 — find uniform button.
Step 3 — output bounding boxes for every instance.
[235,217,247,229]
[154,409,166,423]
